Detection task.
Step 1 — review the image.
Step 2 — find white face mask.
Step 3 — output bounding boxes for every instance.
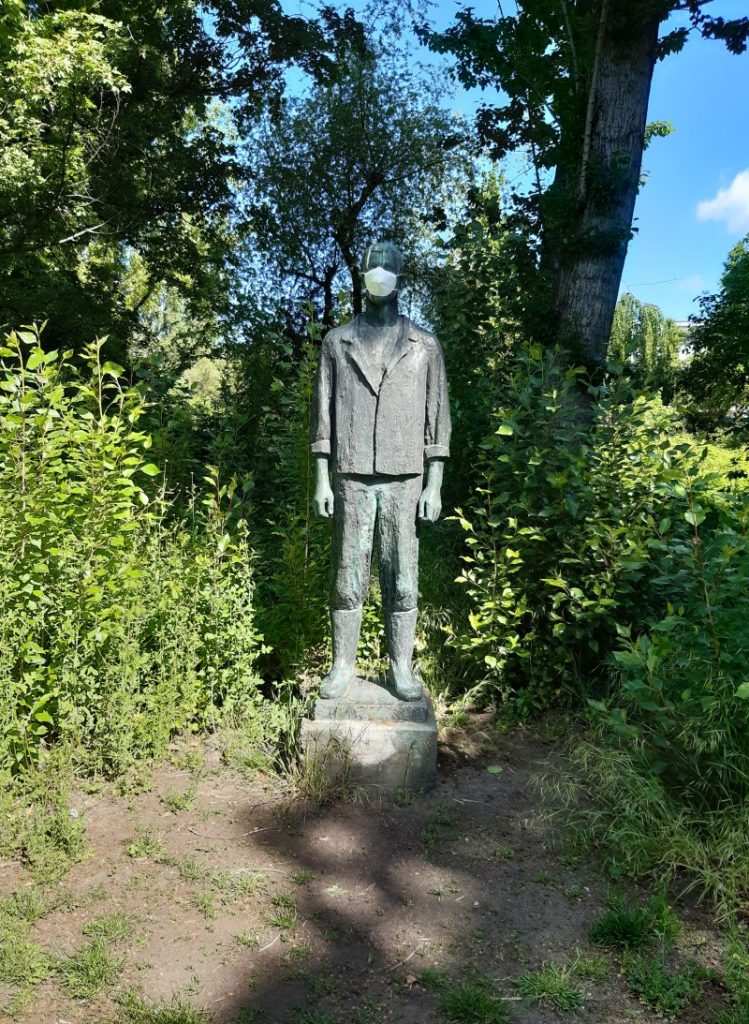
[363,266,398,298]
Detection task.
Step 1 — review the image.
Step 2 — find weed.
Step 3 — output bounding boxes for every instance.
[214,869,265,903]
[569,949,610,983]
[0,937,54,986]
[492,844,514,861]
[0,889,47,931]
[294,739,360,806]
[724,936,749,1002]
[235,932,260,948]
[272,891,297,909]
[115,986,211,1022]
[422,805,460,852]
[590,897,659,950]
[126,828,165,860]
[171,748,207,777]
[175,857,209,882]
[291,869,315,886]
[267,905,297,930]
[83,910,135,943]
[440,979,508,1023]
[563,884,585,902]
[516,963,584,1012]
[623,952,707,1017]
[284,943,311,962]
[191,891,217,919]
[418,967,448,990]
[162,788,197,814]
[60,938,123,998]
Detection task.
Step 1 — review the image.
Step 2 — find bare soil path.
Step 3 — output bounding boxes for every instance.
[0,719,733,1023]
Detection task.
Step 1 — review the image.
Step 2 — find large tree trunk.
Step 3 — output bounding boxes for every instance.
[553,1,661,367]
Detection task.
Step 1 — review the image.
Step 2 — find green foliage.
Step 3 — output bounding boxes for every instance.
[622,953,707,1018]
[680,234,749,432]
[0,328,264,778]
[515,963,583,1012]
[59,938,123,998]
[589,894,679,951]
[608,293,682,390]
[440,979,508,1024]
[112,989,211,1024]
[451,344,720,710]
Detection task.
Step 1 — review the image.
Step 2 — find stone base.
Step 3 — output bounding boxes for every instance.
[300,677,437,794]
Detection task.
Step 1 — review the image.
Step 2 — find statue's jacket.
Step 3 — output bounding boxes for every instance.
[311,315,451,476]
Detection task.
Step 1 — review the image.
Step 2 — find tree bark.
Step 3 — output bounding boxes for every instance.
[553,1,661,367]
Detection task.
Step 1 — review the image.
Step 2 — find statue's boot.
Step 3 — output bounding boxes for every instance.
[320,607,362,699]
[385,608,423,701]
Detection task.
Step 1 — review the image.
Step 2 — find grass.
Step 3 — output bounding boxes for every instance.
[191,890,217,919]
[589,893,679,951]
[623,952,708,1017]
[516,963,584,1012]
[569,949,610,983]
[114,987,211,1023]
[126,828,166,860]
[422,805,461,853]
[161,788,197,814]
[83,909,136,943]
[60,938,123,998]
[0,937,54,986]
[213,869,265,903]
[291,869,315,885]
[174,857,209,882]
[440,979,508,1024]
[267,905,297,929]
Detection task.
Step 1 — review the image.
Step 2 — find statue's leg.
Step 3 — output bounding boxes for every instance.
[378,475,422,701]
[321,474,376,699]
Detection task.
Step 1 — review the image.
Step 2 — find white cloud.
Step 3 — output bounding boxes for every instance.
[697,169,749,233]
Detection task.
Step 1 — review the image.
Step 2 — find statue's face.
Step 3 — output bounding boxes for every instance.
[362,244,402,305]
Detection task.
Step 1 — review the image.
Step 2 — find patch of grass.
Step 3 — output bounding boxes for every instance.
[293,739,361,806]
[440,980,508,1023]
[266,904,297,930]
[174,857,209,883]
[170,748,207,777]
[563,884,585,902]
[214,869,265,903]
[589,893,678,951]
[623,953,708,1017]
[714,1007,749,1024]
[292,1011,338,1024]
[126,827,165,860]
[724,936,749,1002]
[417,967,448,990]
[0,889,47,932]
[161,788,197,814]
[516,963,584,1012]
[284,942,311,962]
[569,950,610,983]
[0,937,54,986]
[60,938,123,998]
[422,805,461,853]
[83,910,135,943]
[272,891,297,909]
[235,932,260,948]
[114,987,211,1022]
[291,869,315,886]
[491,844,514,861]
[191,890,217,920]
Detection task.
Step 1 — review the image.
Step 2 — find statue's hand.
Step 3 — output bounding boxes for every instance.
[418,485,442,523]
[313,480,335,518]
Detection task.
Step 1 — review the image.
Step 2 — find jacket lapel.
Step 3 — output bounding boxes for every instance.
[342,315,383,396]
[384,316,416,379]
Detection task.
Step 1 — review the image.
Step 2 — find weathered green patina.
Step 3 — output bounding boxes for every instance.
[311,242,451,701]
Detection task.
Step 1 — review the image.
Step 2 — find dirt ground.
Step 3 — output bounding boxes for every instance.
[0,717,736,1023]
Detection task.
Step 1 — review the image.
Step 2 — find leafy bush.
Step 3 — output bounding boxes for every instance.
[0,328,264,777]
[450,343,734,713]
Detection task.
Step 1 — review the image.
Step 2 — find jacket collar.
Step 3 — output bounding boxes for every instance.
[341,315,416,395]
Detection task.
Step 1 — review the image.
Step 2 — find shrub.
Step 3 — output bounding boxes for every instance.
[450,343,738,713]
[0,328,265,778]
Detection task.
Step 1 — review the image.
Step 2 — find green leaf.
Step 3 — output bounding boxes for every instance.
[497,423,514,436]
[139,463,161,477]
[486,765,503,775]
[736,683,749,700]
[102,361,125,377]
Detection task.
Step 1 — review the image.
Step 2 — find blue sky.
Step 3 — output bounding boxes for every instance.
[286,0,749,320]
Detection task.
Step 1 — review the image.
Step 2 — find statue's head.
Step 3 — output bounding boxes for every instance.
[361,242,403,306]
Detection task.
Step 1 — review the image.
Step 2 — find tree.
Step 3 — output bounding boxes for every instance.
[680,235,749,431]
[0,0,360,357]
[425,1,749,368]
[608,292,681,387]
[241,36,472,326]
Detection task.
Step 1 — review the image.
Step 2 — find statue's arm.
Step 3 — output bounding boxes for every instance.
[419,336,451,523]
[311,335,335,518]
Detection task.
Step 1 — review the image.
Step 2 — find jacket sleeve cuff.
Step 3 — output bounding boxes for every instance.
[424,444,449,459]
[311,439,331,455]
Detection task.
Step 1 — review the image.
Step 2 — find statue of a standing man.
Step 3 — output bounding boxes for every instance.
[311,242,451,701]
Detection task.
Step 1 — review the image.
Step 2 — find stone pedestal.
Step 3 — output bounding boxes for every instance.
[300,678,438,794]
